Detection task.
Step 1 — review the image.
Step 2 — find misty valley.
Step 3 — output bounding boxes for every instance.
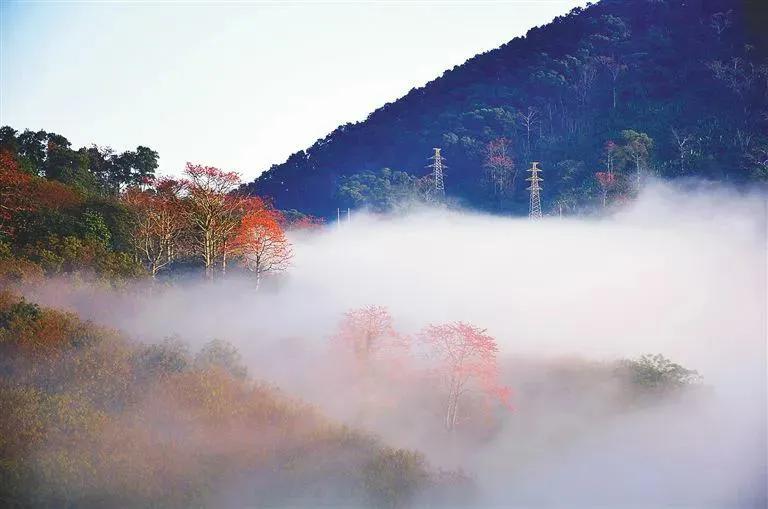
[1,179,765,508]
[1,0,767,507]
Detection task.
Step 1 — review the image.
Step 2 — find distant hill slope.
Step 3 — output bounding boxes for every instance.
[244,0,767,216]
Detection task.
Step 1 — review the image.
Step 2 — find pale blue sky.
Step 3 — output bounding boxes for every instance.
[1,0,586,180]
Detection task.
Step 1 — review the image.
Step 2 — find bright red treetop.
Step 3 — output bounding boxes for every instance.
[230,205,292,285]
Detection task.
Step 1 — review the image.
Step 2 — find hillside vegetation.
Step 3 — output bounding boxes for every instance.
[0,127,326,284]
[0,291,470,508]
[245,0,768,215]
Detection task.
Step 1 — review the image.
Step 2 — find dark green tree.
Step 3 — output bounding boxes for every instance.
[620,353,701,393]
[337,168,419,212]
[79,210,111,247]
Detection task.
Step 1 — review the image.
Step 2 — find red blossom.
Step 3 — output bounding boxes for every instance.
[419,322,512,430]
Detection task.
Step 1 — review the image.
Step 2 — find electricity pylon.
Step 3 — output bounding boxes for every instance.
[425,148,446,201]
[527,161,543,219]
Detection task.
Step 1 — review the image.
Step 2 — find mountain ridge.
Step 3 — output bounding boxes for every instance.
[244,0,767,216]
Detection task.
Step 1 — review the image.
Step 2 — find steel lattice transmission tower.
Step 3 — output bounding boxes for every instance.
[426,148,446,201]
[526,161,543,219]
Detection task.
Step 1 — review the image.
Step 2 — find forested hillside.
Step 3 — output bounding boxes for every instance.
[244,0,768,216]
[0,127,323,284]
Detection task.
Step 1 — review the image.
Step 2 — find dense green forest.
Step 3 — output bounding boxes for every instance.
[244,0,768,216]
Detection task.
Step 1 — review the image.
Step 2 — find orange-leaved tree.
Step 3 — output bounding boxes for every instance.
[419,322,511,431]
[230,204,292,288]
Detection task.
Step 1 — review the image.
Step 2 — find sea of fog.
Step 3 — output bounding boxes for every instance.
[25,180,767,508]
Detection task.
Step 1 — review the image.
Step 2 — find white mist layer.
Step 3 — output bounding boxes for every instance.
[25,180,767,507]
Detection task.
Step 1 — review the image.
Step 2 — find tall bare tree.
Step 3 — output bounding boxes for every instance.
[515,107,539,158]
[597,55,627,109]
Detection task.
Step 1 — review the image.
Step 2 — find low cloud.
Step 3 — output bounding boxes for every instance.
[23,180,767,507]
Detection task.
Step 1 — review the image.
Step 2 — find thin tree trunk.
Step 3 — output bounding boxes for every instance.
[204,229,213,279]
[451,393,460,430]
[222,240,227,276]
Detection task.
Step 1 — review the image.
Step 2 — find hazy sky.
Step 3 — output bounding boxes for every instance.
[1,0,587,181]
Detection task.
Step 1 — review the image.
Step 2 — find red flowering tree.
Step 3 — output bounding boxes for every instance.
[595,140,624,207]
[230,205,292,288]
[419,322,511,431]
[331,305,408,365]
[595,171,618,208]
[330,306,411,419]
[483,138,516,195]
[182,163,247,278]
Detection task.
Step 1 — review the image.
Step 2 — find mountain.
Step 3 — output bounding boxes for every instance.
[243,0,768,217]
